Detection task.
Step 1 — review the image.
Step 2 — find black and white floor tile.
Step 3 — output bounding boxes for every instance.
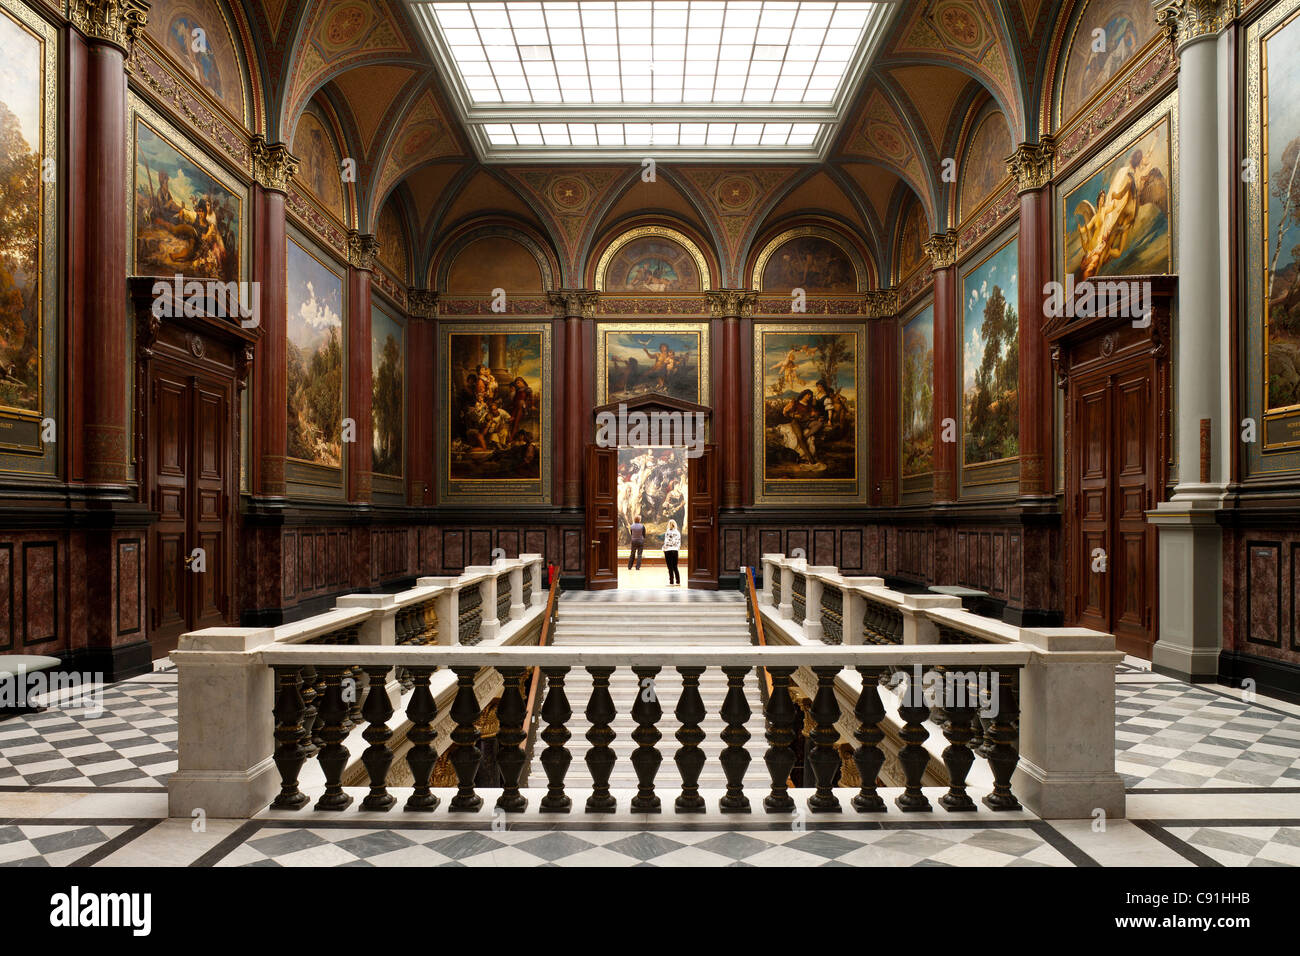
[0,679,177,789]
[0,823,141,867]
[212,822,1076,868]
[1114,683,1300,790]
[1160,825,1300,867]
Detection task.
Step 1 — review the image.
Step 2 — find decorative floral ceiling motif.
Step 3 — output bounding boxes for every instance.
[676,166,803,284]
[499,167,628,282]
[841,87,935,228]
[371,88,460,214]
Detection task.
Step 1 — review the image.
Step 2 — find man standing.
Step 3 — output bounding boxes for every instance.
[628,515,646,571]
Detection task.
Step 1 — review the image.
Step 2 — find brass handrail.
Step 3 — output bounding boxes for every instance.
[521,565,560,771]
[744,565,774,699]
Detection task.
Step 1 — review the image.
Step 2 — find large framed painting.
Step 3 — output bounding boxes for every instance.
[596,323,709,405]
[371,305,404,478]
[1058,97,1176,283]
[618,447,688,551]
[752,324,867,506]
[439,323,552,505]
[901,304,935,479]
[0,0,56,469]
[285,237,345,479]
[595,227,709,293]
[1057,0,1160,129]
[130,103,246,283]
[751,227,863,294]
[961,236,1019,481]
[1248,0,1300,464]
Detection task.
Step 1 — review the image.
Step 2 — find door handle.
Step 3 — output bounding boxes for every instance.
[183,552,197,568]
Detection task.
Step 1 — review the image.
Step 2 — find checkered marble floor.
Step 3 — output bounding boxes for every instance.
[0,674,177,789]
[212,821,1077,868]
[1161,825,1300,867]
[1114,682,1300,790]
[0,822,145,867]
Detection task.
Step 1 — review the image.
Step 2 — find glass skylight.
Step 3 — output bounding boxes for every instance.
[412,1,893,161]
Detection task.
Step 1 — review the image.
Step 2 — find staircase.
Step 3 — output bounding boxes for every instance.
[527,593,770,793]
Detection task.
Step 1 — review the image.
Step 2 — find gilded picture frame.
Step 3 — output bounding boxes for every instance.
[438,321,552,506]
[752,322,868,506]
[595,322,710,406]
[0,0,57,470]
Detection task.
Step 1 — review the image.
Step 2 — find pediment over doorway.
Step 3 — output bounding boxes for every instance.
[592,392,712,421]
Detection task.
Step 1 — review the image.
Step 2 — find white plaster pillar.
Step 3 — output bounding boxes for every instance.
[168,628,278,818]
[466,569,499,642]
[1149,0,1235,680]
[523,554,546,606]
[779,563,795,620]
[417,575,460,645]
[336,592,395,645]
[1012,627,1127,819]
[803,573,825,642]
[899,593,961,644]
[509,564,525,618]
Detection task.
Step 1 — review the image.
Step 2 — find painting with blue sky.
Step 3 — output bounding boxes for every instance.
[286,239,344,467]
[961,238,1019,465]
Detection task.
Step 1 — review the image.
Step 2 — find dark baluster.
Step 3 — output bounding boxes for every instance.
[448,666,484,812]
[674,666,707,812]
[495,666,529,813]
[359,665,395,811]
[302,664,322,754]
[851,666,887,812]
[718,665,752,813]
[584,666,618,813]
[539,667,573,812]
[762,666,798,813]
[807,666,842,812]
[403,667,439,812]
[895,672,932,812]
[346,666,365,729]
[981,667,1022,811]
[313,666,353,811]
[270,666,309,810]
[629,665,663,812]
[939,694,977,812]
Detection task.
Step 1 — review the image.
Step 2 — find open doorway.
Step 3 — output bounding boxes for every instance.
[618,446,689,588]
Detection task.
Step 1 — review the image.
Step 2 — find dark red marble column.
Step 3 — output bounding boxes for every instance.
[406,292,437,506]
[550,290,597,510]
[347,233,378,504]
[707,290,756,511]
[250,139,298,497]
[926,232,960,504]
[866,291,900,506]
[73,11,141,486]
[1008,142,1056,501]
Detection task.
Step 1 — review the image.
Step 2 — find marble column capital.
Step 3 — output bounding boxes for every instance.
[1005,137,1056,194]
[69,0,149,55]
[862,288,898,319]
[547,289,598,320]
[407,288,438,319]
[347,231,380,272]
[1153,0,1235,52]
[705,288,758,319]
[923,231,959,271]
[251,136,299,194]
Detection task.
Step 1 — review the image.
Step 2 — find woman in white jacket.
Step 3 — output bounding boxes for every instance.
[662,519,682,587]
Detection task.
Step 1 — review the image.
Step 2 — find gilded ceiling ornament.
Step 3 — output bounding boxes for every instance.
[862,289,898,319]
[922,231,959,271]
[347,232,379,272]
[251,136,299,194]
[1005,137,1055,194]
[407,289,438,319]
[1153,0,1236,51]
[706,289,758,319]
[69,0,149,54]
[547,289,599,319]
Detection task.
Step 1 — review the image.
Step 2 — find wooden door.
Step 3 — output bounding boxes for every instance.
[585,444,618,589]
[148,362,234,656]
[1068,361,1158,658]
[687,444,719,589]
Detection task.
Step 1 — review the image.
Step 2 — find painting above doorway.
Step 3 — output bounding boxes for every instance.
[596,323,709,406]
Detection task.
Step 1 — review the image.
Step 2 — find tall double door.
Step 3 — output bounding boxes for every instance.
[1069,357,1160,658]
[147,360,234,656]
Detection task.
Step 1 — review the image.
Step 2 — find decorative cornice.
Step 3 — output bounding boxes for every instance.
[347,232,379,272]
[69,0,149,54]
[922,231,959,271]
[407,289,438,319]
[1153,0,1235,52]
[1005,137,1055,194]
[547,289,599,319]
[705,289,758,319]
[251,136,299,193]
[862,288,898,319]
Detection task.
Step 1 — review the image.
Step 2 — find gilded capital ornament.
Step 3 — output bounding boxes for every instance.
[69,0,149,53]
[547,289,598,319]
[251,136,299,193]
[706,289,757,319]
[408,289,438,319]
[347,232,379,271]
[862,288,898,319]
[1153,0,1235,51]
[1005,137,1055,194]
[922,231,959,271]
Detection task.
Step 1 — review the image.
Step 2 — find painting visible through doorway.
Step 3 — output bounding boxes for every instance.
[618,447,688,553]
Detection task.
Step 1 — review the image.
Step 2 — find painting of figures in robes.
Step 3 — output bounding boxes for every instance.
[133,117,241,282]
[447,331,544,483]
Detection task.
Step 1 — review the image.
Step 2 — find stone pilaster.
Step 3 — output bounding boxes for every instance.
[549,290,599,509]
[707,289,757,510]
[925,232,959,504]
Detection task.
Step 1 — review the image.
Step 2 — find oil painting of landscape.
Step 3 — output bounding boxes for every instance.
[286,239,343,468]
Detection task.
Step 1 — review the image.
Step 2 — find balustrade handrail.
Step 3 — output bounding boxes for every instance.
[522,566,560,752]
[742,565,774,699]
